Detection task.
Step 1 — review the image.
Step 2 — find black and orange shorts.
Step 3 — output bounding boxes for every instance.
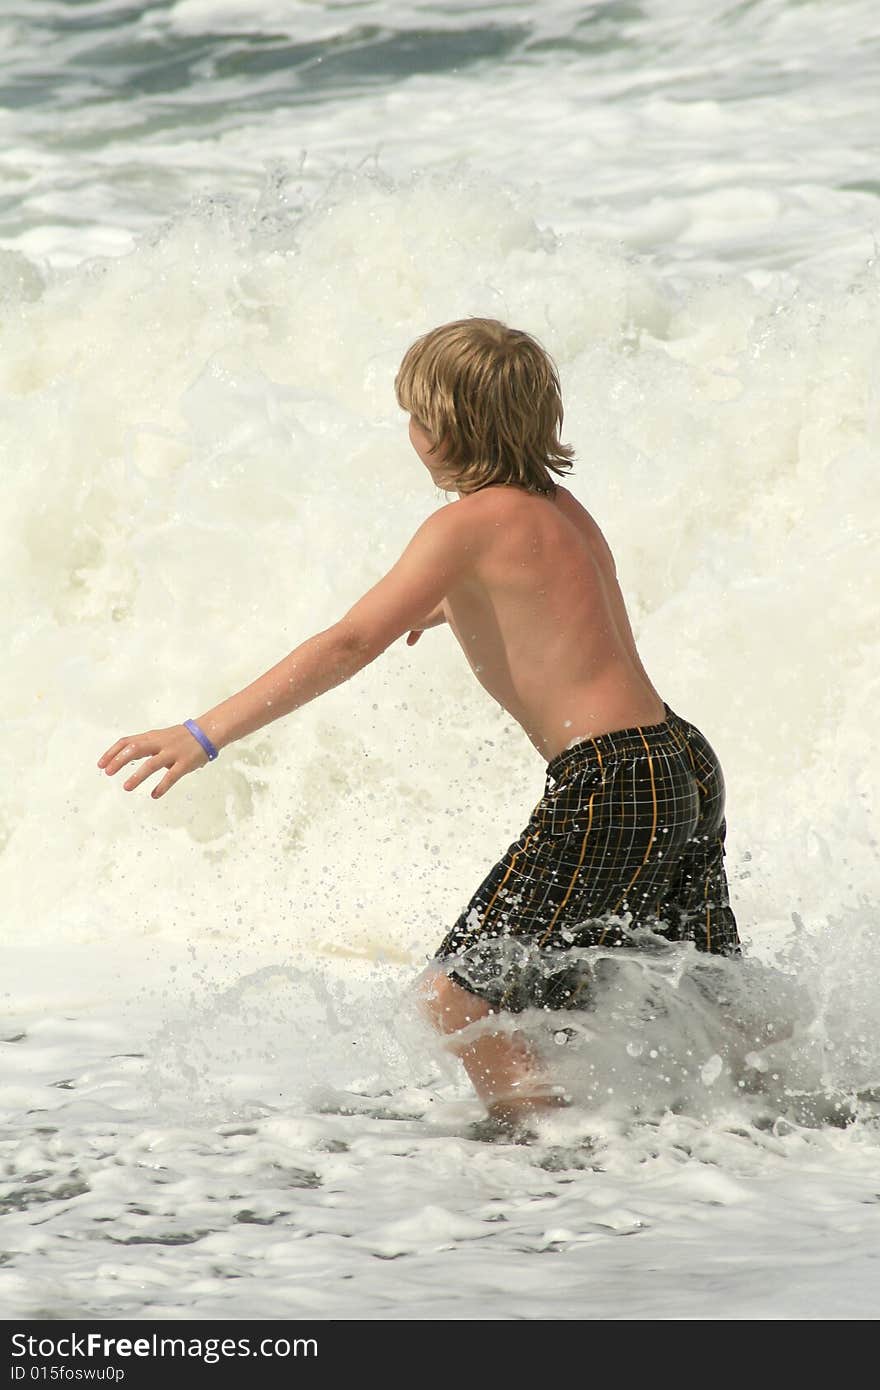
[434,704,740,1012]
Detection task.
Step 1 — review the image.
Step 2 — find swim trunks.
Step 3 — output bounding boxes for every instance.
[434,704,740,1012]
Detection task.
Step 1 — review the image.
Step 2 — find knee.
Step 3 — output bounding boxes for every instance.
[415,967,492,1037]
[415,967,459,1033]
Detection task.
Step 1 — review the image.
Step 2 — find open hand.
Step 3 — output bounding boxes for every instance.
[406,604,446,646]
[97,724,208,800]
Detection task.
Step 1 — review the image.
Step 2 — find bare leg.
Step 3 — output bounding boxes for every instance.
[417,969,568,1124]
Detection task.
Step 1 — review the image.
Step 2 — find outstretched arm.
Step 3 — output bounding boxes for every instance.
[98,504,471,799]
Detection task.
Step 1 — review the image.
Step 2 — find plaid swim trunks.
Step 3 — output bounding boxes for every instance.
[435,704,740,1012]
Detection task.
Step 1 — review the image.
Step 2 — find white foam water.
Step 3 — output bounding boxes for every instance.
[2,1,880,1320]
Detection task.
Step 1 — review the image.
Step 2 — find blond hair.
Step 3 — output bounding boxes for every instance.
[395,318,574,496]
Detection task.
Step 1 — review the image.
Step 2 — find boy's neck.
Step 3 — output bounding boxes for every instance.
[457,481,558,499]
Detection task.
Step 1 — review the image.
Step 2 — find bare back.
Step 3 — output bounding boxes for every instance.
[441,485,666,761]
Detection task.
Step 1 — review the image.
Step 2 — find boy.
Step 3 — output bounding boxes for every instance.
[98,318,740,1130]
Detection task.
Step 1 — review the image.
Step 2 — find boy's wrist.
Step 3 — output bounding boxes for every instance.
[188,712,232,754]
[183,719,220,761]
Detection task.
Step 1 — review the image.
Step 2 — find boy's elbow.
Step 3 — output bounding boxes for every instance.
[331,618,392,665]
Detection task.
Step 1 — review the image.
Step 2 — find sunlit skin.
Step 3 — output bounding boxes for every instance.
[98,414,665,1125]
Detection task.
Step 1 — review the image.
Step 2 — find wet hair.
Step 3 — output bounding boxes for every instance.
[395,317,574,496]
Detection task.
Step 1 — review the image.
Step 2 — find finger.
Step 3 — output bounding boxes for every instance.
[105,744,142,776]
[406,630,423,646]
[104,737,159,775]
[150,768,180,801]
[123,755,167,793]
[98,737,135,769]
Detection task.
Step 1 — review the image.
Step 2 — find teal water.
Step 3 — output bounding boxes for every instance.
[0,0,877,274]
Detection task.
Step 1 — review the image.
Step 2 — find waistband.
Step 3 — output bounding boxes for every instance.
[545,703,689,781]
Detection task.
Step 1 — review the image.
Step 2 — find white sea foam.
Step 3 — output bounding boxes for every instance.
[3,170,877,963]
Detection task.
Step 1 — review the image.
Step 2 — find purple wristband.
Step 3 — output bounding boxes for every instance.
[184,719,219,761]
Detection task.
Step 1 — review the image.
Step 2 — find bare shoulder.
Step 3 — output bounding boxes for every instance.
[426,488,521,544]
[554,485,617,574]
[406,495,496,567]
[418,495,486,543]
[554,484,594,527]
